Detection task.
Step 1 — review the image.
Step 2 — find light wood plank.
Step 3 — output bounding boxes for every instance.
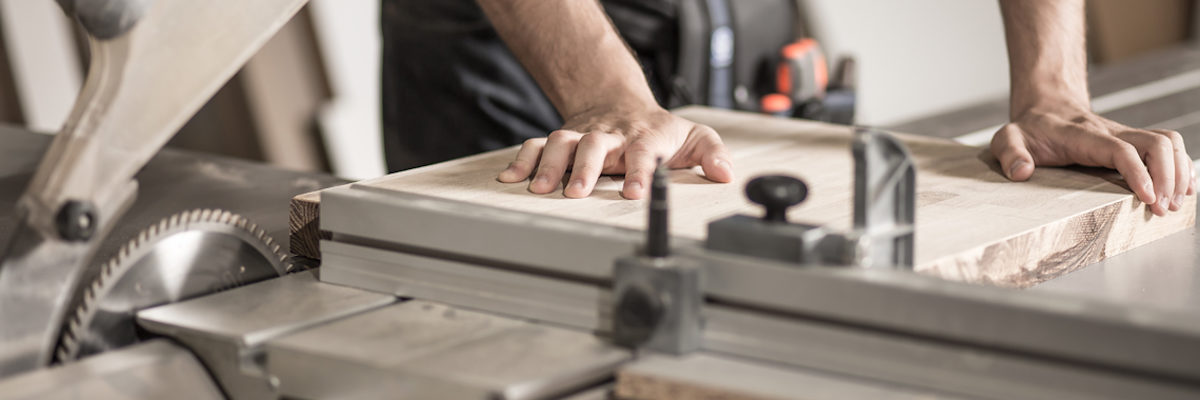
[615,353,946,400]
[291,107,1195,287]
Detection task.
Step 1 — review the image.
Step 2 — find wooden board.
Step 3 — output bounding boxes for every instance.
[615,354,940,400]
[291,107,1195,288]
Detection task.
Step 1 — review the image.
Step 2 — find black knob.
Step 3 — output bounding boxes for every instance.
[745,175,808,223]
[55,200,97,241]
[613,285,663,347]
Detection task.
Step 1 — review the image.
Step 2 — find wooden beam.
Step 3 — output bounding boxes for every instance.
[290,107,1195,287]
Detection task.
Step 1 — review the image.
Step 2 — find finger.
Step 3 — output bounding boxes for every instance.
[498,138,547,182]
[622,140,667,200]
[564,133,617,198]
[1185,169,1195,195]
[988,123,1036,181]
[685,125,734,183]
[1117,130,1173,216]
[530,130,582,194]
[1151,129,1191,211]
[1103,138,1158,208]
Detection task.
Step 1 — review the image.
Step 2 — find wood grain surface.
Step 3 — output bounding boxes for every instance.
[615,354,939,400]
[292,107,1195,287]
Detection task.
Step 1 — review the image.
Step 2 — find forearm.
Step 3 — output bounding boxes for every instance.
[476,0,658,118]
[999,0,1090,118]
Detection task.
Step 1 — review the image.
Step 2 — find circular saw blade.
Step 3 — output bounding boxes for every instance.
[55,209,288,362]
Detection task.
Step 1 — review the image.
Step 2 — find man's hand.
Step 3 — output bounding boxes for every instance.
[498,107,733,199]
[991,106,1195,216]
[477,0,733,199]
[997,0,1194,216]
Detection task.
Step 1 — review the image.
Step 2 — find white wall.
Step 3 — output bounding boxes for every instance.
[800,0,1010,125]
[0,0,82,133]
[308,0,385,180]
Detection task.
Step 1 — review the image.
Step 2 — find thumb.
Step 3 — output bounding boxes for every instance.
[990,123,1036,181]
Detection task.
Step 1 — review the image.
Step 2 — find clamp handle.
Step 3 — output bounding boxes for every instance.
[746,175,808,223]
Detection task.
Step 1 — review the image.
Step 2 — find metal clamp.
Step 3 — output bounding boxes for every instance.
[611,163,704,354]
[705,127,916,269]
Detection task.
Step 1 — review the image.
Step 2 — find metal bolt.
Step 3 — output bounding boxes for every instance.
[55,200,98,241]
[614,285,664,347]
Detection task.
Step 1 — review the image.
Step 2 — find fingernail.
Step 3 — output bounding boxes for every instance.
[716,159,730,169]
[1144,182,1155,199]
[1158,196,1170,211]
[1174,194,1185,208]
[569,180,585,192]
[1008,160,1026,179]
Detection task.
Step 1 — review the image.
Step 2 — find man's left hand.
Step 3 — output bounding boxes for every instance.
[991,105,1195,216]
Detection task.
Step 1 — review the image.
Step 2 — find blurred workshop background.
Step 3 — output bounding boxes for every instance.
[0,0,1192,180]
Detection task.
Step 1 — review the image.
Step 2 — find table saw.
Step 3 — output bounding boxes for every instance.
[4,118,1200,399]
[3,1,1200,399]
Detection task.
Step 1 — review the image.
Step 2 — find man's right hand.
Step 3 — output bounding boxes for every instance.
[498,106,734,199]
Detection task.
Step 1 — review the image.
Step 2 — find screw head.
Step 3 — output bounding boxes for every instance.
[55,200,97,241]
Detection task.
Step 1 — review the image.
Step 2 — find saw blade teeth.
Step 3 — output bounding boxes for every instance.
[66,315,81,341]
[59,207,289,362]
[87,278,102,297]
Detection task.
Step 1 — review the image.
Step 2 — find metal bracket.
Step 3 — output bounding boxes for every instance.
[612,256,704,354]
[611,163,704,354]
[852,128,915,269]
[705,127,915,269]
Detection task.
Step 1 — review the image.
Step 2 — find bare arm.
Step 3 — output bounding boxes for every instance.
[993,0,1193,215]
[478,0,733,199]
